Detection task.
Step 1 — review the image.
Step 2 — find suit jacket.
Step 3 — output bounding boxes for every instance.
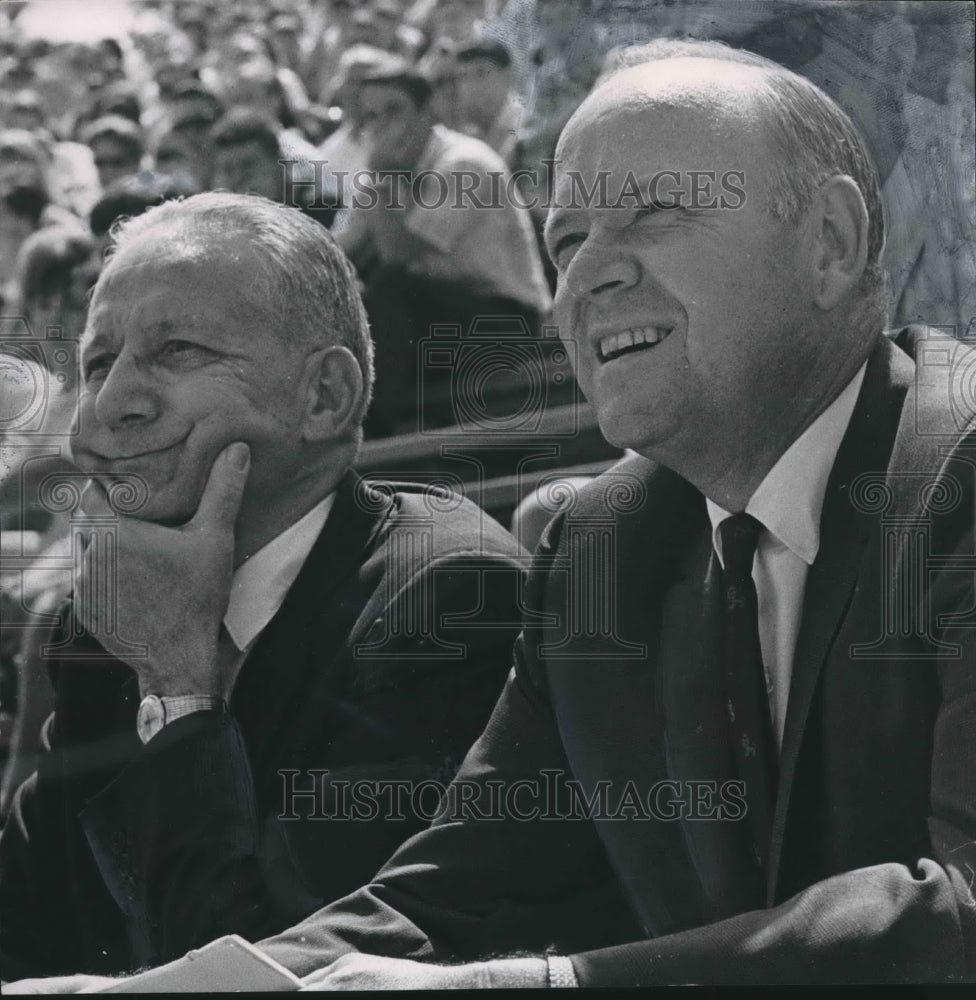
[0,473,527,979]
[257,330,976,984]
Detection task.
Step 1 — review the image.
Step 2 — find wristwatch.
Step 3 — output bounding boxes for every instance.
[136,694,226,744]
[546,955,579,988]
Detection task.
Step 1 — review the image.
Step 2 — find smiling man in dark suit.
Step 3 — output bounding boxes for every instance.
[11,40,976,992]
[0,192,526,983]
[219,42,975,988]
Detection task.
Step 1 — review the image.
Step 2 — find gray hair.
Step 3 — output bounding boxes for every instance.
[103,192,375,422]
[595,39,887,330]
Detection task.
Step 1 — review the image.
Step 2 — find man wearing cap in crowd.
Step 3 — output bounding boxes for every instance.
[455,39,522,166]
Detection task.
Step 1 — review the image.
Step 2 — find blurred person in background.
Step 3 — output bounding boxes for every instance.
[88,82,143,127]
[140,57,204,136]
[371,0,409,53]
[165,80,223,133]
[212,108,290,202]
[152,127,213,191]
[9,225,96,344]
[45,141,100,223]
[0,227,97,815]
[82,116,145,192]
[221,57,318,160]
[422,0,489,44]
[345,7,392,53]
[306,0,360,104]
[93,37,128,89]
[892,2,976,334]
[63,41,123,105]
[88,170,199,258]
[212,108,337,227]
[0,342,74,818]
[337,65,550,435]
[267,10,307,80]
[4,91,49,137]
[149,81,224,185]
[455,39,521,165]
[317,45,403,190]
[0,130,82,311]
[171,2,212,58]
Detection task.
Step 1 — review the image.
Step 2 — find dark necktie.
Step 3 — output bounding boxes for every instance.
[719,512,778,877]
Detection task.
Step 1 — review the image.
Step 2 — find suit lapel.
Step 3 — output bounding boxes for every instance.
[229,472,395,785]
[769,336,914,898]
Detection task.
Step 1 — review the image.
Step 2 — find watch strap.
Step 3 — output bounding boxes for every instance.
[137,694,226,744]
[546,955,579,988]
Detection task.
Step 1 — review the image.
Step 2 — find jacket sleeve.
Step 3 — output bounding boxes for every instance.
[256,636,642,978]
[256,517,642,977]
[0,710,135,979]
[258,517,976,986]
[68,548,529,970]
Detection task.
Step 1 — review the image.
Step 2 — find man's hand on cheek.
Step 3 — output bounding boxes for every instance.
[73,441,251,699]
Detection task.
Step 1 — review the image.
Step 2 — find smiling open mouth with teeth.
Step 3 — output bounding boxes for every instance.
[598,326,673,363]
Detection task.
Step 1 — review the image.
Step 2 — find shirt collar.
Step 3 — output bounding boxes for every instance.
[707,362,867,566]
[223,493,334,652]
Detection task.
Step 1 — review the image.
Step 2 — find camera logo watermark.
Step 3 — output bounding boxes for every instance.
[0,317,79,438]
[419,319,575,438]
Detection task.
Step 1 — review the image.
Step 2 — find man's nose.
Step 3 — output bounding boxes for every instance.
[92,355,160,429]
[563,237,639,301]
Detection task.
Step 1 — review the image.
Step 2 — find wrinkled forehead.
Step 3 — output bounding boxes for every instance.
[555,59,771,176]
[86,227,269,339]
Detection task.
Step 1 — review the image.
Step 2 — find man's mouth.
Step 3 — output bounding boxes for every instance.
[80,436,188,469]
[92,446,173,464]
[597,326,673,363]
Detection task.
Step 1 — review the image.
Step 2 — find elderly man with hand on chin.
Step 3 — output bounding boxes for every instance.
[0,193,526,991]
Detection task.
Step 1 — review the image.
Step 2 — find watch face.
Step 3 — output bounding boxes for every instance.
[137,694,166,744]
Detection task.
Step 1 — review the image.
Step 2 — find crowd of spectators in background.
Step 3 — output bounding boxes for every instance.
[1,1,973,366]
[0,0,974,804]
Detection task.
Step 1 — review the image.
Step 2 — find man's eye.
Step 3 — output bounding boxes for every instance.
[83,355,115,383]
[550,233,586,269]
[161,340,214,362]
[634,200,682,221]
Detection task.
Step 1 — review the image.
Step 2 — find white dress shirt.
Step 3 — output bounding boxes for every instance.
[706,364,866,747]
[220,493,335,694]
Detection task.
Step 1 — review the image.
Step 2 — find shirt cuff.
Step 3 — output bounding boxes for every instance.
[482,957,548,988]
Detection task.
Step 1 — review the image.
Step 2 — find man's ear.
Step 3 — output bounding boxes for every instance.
[809,174,870,310]
[302,345,364,443]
